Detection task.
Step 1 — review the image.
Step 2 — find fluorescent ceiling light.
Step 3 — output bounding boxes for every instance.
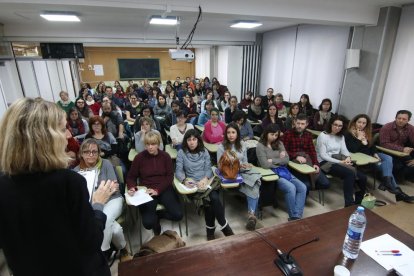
[149,16,177,25]
[230,22,262,29]
[40,12,80,22]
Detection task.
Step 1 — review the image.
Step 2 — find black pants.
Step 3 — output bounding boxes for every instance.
[138,186,183,230]
[204,190,226,227]
[329,163,367,207]
[393,155,414,180]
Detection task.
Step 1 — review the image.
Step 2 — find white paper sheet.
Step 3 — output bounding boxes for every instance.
[93,64,104,76]
[361,233,414,272]
[125,189,153,206]
[77,169,98,202]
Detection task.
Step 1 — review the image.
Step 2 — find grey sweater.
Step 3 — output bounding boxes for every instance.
[255,142,289,169]
[175,149,213,182]
[73,158,121,201]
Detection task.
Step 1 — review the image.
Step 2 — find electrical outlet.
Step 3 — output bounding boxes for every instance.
[88,65,93,70]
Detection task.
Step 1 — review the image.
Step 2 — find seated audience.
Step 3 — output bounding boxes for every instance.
[203,108,226,144]
[256,125,307,221]
[220,91,231,112]
[153,94,172,118]
[232,110,254,141]
[379,110,414,182]
[133,105,161,133]
[75,97,93,120]
[176,129,234,240]
[135,117,164,153]
[261,104,285,133]
[316,115,367,207]
[86,94,101,116]
[217,123,262,230]
[201,90,219,113]
[57,90,75,114]
[125,93,144,123]
[101,102,124,139]
[274,93,288,119]
[198,100,214,126]
[169,110,194,149]
[165,100,181,129]
[298,93,314,121]
[261,88,274,110]
[181,93,198,123]
[282,114,330,191]
[240,91,253,109]
[224,96,240,124]
[166,88,177,107]
[345,114,413,202]
[74,139,131,261]
[86,116,118,159]
[248,96,265,122]
[67,107,89,141]
[285,103,300,130]
[313,98,333,131]
[126,131,183,235]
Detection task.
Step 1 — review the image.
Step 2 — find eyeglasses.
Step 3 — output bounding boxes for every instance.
[92,122,101,126]
[77,101,85,104]
[332,124,343,128]
[82,150,99,156]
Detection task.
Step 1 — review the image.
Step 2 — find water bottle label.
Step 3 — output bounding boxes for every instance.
[347,228,361,240]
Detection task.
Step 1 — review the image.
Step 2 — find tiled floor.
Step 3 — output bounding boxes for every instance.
[1,176,413,276]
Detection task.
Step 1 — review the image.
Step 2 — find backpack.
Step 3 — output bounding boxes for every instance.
[218,150,240,180]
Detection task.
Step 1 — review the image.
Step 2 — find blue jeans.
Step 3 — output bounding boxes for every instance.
[246,196,258,214]
[276,176,307,218]
[376,153,398,189]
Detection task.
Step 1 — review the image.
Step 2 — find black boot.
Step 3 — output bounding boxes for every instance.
[395,187,414,203]
[206,226,216,241]
[378,176,397,194]
[221,222,234,236]
[354,191,365,205]
[153,217,161,236]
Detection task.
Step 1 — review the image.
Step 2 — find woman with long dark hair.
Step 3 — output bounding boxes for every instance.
[217,123,262,230]
[345,114,414,203]
[176,129,234,240]
[256,125,307,221]
[316,115,367,207]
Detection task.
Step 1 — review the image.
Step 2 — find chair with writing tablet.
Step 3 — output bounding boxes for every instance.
[125,186,182,255]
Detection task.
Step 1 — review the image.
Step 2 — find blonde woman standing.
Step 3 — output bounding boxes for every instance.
[0,98,116,276]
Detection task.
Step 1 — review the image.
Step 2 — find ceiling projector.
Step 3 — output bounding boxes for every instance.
[169,49,194,61]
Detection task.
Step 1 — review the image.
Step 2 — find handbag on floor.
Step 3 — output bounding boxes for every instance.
[134,230,185,257]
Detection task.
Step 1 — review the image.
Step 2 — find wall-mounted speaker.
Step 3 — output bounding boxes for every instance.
[345,49,360,69]
[40,43,84,59]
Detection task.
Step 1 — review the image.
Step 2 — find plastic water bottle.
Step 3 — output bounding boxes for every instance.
[342,206,367,259]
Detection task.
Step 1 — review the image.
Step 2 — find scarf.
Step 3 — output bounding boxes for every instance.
[318,111,331,126]
[275,102,284,110]
[86,99,95,106]
[250,103,262,116]
[79,155,103,171]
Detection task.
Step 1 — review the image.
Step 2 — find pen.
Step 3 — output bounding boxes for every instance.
[376,253,402,256]
[375,250,400,253]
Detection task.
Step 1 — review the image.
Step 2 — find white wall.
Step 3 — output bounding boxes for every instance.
[217,46,229,86]
[195,48,211,78]
[0,60,24,105]
[0,78,8,118]
[226,46,243,100]
[260,25,349,111]
[260,26,296,96]
[377,5,414,124]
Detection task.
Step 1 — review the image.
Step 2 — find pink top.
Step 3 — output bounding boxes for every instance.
[203,120,226,144]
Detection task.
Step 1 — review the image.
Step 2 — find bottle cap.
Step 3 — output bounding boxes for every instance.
[357,206,365,211]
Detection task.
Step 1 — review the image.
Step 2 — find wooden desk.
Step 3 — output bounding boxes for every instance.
[195,125,204,132]
[306,129,321,136]
[350,152,380,166]
[119,207,414,276]
[165,144,177,159]
[247,119,261,125]
[288,161,316,174]
[203,141,218,153]
[128,148,138,161]
[376,146,409,157]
